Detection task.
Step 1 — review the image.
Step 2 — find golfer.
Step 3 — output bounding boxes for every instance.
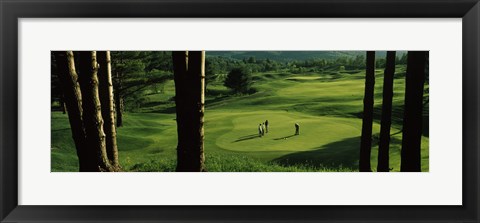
[258,124,264,137]
[262,123,266,136]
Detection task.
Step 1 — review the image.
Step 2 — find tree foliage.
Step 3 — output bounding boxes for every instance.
[224,67,253,94]
[110,51,173,112]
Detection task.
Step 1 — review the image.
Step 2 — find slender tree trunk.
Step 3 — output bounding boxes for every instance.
[114,52,124,127]
[78,51,113,172]
[59,95,67,114]
[53,51,88,171]
[173,51,206,172]
[114,72,124,127]
[173,51,188,170]
[400,51,427,172]
[98,51,120,170]
[377,51,396,172]
[195,51,206,171]
[359,51,375,172]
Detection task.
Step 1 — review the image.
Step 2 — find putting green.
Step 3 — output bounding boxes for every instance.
[212,110,379,152]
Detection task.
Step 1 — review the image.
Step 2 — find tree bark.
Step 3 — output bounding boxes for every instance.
[114,69,124,128]
[53,51,88,171]
[115,89,123,127]
[114,52,124,128]
[359,51,375,172]
[78,51,113,172]
[377,51,396,172]
[59,95,67,114]
[173,51,206,172]
[98,51,120,170]
[400,51,427,172]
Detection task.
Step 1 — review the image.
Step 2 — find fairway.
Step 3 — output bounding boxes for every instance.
[51,54,429,172]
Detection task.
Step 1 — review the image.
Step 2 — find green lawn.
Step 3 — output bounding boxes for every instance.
[51,65,429,172]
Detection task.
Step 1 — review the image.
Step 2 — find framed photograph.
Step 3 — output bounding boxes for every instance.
[1,0,478,222]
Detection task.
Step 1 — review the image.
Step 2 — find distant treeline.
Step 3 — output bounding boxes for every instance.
[205,53,408,75]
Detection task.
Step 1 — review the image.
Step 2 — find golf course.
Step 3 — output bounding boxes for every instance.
[51,51,429,172]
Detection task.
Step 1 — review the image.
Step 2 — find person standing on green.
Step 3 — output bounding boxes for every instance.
[258,124,263,137]
[295,123,300,135]
[265,120,269,133]
[261,123,266,136]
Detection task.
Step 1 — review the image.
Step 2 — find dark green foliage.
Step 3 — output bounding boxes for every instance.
[111,51,145,78]
[376,58,386,68]
[224,67,253,94]
[50,54,63,109]
[209,51,375,61]
[110,51,173,112]
[204,56,238,74]
[143,51,173,73]
[205,59,216,91]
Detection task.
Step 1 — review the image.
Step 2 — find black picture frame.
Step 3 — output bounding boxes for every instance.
[1,0,479,222]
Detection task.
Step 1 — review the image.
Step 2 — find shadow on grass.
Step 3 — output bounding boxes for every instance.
[141,100,172,108]
[351,104,429,137]
[148,106,176,114]
[52,128,70,132]
[273,134,297,140]
[233,134,260,143]
[272,136,360,170]
[205,95,231,106]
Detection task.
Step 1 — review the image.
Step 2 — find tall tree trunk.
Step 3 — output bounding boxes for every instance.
[114,52,124,127]
[115,89,123,127]
[377,51,396,172]
[359,51,375,172]
[114,71,124,127]
[78,51,113,172]
[197,51,206,172]
[173,51,206,172]
[98,51,120,170]
[59,95,67,114]
[53,51,88,171]
[400,51,427,172]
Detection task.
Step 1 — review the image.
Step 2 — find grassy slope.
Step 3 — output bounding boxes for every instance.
[51,65,429,172]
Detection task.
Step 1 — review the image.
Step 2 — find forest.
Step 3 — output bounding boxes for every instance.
[51,51,428,172]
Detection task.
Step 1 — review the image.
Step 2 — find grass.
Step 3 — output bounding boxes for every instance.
[51,65,429,172]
